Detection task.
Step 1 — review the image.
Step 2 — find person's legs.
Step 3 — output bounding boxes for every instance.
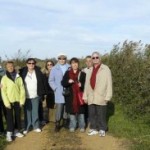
[31,97,40,130]
[14,102,24,137]
[87,104,98,135]
[1,100,7,121]
[55,103,64,121]
[55,103,64,132]
[14,102,21,131]
[24,99,32,131]
[78,113,85,132]
[88,104,97,130]
[69,114,76,132]
[6,105,14,141]
[0,101,4,133]
[38,98,44,123]
[96,105,107,136]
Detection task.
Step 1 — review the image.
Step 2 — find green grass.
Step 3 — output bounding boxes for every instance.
[0,135,7,150]
[108,104,150,150]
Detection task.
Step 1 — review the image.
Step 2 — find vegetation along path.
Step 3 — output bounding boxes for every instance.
[5,123,127,150]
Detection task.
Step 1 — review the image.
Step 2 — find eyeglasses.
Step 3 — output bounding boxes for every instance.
[92,57,99,60]
[27,63,35,65]
[58,58,66,60]
[47,64,53,66]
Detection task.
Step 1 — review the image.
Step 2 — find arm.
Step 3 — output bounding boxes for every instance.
[83,73,89,103]
[105,68,113,101]
[1,77,11,108]
[19,78,26,106]
[79,71,86,91]
[49,68,57,91]
[61,71,71,87]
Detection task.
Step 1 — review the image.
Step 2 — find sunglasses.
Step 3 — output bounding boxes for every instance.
[47,64,53,66]
[92,57,99,60]
[27,62,35,65]
[58,58,66,60]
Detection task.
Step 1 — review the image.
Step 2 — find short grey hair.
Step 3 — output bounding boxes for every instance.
[91,51,101,59]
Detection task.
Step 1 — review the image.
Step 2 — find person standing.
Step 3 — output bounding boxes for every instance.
[0,65,6,135]
[43,60,55,122]
[83,55,93,74]
[83,52,112,137]
[1,61,25,141]
[20,58,46,134]
[82,55,93,126]
[62,57,86,132]
[49,53,70,132]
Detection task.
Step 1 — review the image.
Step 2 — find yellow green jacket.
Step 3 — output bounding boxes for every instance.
[1,73,25,107]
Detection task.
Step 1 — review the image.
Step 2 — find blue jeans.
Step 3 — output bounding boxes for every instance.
[69,114,85,129]
[24,97,40,130]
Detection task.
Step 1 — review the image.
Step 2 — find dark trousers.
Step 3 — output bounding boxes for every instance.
[38,99,44,122]
[6,102,21,132]
[0,100,6,132]
[89,104,107,131]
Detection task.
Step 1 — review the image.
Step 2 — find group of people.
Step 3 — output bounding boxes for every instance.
[0,51,112,142]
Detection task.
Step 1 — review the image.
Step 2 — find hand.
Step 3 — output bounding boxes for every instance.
[83,99,88,104]
[7,105,11,109]
[78,82,81,87]
[20,104,23,108]
[68,79,74,83]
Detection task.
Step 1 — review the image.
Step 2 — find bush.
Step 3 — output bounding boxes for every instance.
[102,40,150,123]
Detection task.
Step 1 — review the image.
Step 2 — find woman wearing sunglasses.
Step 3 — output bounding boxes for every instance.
[20,58,46,134]
[43,60,55,122]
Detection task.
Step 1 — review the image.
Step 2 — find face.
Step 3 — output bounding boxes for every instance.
[27,60,35,70]
[92,53,101,65]
[47,62,53,70]
[58,56,66,65]
[85,57,92,68]
[71,61,79,70]
[6,63,15,73]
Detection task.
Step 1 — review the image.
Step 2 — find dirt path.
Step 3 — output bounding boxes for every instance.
[5,123,126,150]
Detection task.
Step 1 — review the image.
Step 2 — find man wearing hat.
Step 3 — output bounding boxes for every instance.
[49,53,70,132]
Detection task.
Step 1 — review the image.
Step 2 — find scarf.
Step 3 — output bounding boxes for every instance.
[69,69,80,113]
[90,64,101,89]
[6,70,17,81]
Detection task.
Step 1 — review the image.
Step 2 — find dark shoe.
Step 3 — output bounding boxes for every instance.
[62,119,69,129]
[55,121,60,132]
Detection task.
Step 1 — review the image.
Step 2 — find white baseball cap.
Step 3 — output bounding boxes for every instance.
[57,53,67,58]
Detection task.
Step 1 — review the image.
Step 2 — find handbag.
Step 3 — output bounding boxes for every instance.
[77,91,85,105]
[62,87,70,97]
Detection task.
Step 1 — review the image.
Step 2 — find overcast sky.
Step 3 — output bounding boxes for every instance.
[0,0,150,59]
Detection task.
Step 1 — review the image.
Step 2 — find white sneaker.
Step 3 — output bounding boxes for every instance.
[87,129,94,134]
[80,128,85,132]
[69,128,75,132]
[23,130,28,135]
[34,128,41,133]
[6,132,12,142]
[87,130,98,136]
[6,136,12,142]
[99,130,106,137]
[14,132,24,138]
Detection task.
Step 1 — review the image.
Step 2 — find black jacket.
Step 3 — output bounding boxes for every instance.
[61,70,86,114]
